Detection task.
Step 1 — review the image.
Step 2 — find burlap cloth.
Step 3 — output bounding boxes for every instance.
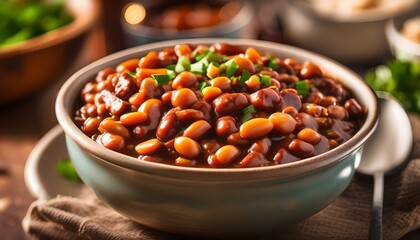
[23,114,420,240]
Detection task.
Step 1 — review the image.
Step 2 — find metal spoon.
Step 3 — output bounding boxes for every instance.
[357,91,413,240]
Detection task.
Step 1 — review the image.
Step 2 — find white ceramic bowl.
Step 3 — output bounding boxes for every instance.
[280,0,420,65]
[55,38,378,238]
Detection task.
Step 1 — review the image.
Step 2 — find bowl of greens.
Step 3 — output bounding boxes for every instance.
[0,0,99,103]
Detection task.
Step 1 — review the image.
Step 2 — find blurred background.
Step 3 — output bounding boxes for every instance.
[0,0,419,239]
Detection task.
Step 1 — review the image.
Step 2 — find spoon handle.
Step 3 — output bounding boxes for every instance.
[369,172,384,240]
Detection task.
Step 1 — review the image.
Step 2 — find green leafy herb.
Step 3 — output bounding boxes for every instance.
[225,59,239,77]
[152,74,170,85]
[190,62,206,75]
[241,104,256,122]
[296,80,309,97]
[57,158,81,182]
[366,59,420,113]
[261,75,271,87]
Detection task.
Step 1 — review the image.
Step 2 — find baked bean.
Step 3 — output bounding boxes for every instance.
[227,132,250,146]
[174,44,192,58]
[120,112,148,126]
[269,112,296,135]
[174,136,201,158]
[250,88,280,111]
[300,61,322,79]
[156,109,180,141]
[129,91,147,108]
[139,51,160,68]
[202,86,223,101]
[190,100,212,121]
[98,132,125,151]
[210,76,231,92]
[138,99,164,130]
[175,109,204,122]
[273,148,300,164]
[344,98,364,118]
[303,103,324,117]
[232,56,256,75]
[207,64,220,79]
[172,71,197,89]
[240,118,273,139]
[282,106,298,117]
[99,118,130,139]
[135,138,161,155]
[116,59,140,73]
[240,152,269,168]
[327,105,348,120]
[137,68,168,82]
[295,112,318,131]
[280,90,302,111]
[288,139,314,157]
[216,116,238,137]
[245,75,261,90]
[306,91,324,105]
[171,88,198,109]
[140,77,159,99]
[249,137,271,154]
[322,96,338,106]
[96,68,116,82]
[277,73,299,83]
[83,117,101,135]
[201,140,222,157]
[213,93,249,116]
[158,48,178,66]
[245,47,262,64]
[175,157,196,167]
[297,128,321,145]
[210,43,244,55]
[183,120,211,140]
[214,145,241,165]
[161,91,172,105]
[115,73,139,100]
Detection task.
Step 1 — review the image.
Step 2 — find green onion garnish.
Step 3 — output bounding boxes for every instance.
[58,158,81,182]
[128,71,136,78]
[261,75,271,87]
[167,70,176,80]
[152,74,171,85]
[225,59,239,77]
[166,64,176,71]
[239,69,251,85]
[296,80,309,96]
[175,56,190,73]
[269,59,279,70]
[195,52,207,62]
[190,62,206,75]
[241,104,256,122]
[199,82,209,91]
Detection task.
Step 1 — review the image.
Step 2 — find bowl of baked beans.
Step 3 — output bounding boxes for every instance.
[121,0,255,47]
[55,38,378,237]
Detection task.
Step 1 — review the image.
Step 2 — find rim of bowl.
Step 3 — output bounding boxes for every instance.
[284,0,420,23]
[0,0,99,58]
[56,38,378,181]
[386,16,420,58]
[121,1,253,38]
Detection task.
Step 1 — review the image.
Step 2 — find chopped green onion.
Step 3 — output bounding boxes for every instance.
[152,74,171,85]
[166,64,176,71]
[241,105,256,122]
[225,59,239,77]
[57,158,81,182]
[167,70,176,80]
[199,82,209,91]
[296,80,309,96]
[190,62,206,75]
[239,69,251,85]
[175,56,190,73]
[127,71,136,78]
[261,75,271,86]
[269,59,279,70]
[195,52,207,62]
